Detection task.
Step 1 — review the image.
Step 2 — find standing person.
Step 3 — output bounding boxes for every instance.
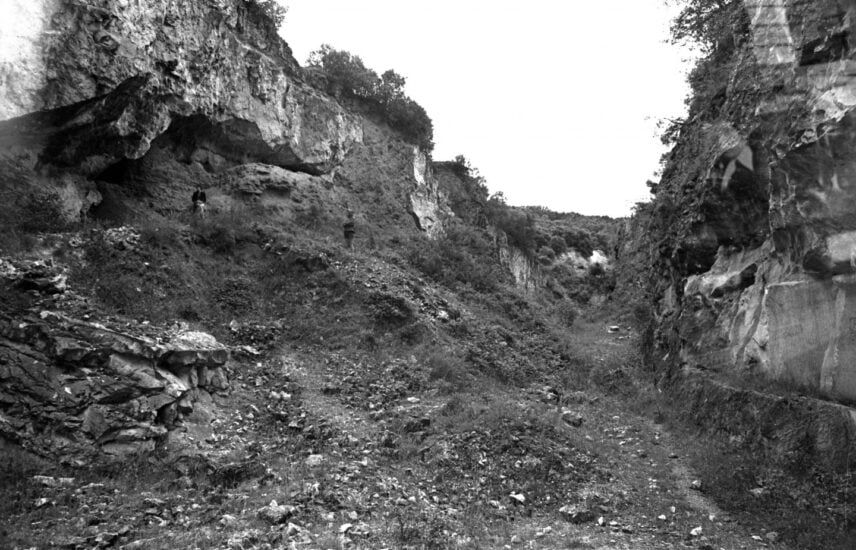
[192,187,207,217]
[343,210,355,249]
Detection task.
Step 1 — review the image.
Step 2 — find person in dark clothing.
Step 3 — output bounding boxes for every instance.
[343,210,355,249]
[192,187,207,216]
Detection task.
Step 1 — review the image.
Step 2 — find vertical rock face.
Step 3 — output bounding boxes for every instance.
[0,0,362,175]
[646,0,856,404]
[497,239,541,290]
[0,0,448,233]
[409,147,447,237]
[0,0,57,121]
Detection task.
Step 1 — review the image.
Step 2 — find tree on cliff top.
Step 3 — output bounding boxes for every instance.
[667,0,741,54]
[246,0,288,28]
[307,45,434,151]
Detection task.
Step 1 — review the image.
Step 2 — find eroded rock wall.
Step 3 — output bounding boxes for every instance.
[646,0,856,406]
[0,0,446,234]
[0,0,360,174]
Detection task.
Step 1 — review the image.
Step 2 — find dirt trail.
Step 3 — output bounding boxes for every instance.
[0,286,805,548]
[270,321,786,549]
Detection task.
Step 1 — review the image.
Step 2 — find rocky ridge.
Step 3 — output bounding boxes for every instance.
[0,257,230,459]
[636,0,856,465]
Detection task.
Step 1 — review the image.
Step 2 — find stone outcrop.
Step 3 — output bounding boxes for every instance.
[0,0,449,235]
[496,233,542,291]
[638,0,856,455]
[408,147,447,237]
[0,259,229,458]
[0,0,361,176]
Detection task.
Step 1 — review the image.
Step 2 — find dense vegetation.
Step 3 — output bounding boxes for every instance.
[305,45,434,151]
[246,0,287,28]
[429,155,619,307]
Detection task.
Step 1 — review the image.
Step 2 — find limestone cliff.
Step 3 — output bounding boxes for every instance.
[0,0,445,234]
[639,0,856,461]
[0,0,452,458]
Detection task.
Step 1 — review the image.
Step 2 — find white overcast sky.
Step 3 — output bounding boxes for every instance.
[280,1,694,217]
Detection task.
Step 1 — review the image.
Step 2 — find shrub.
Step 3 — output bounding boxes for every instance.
[366,291,415,327]
[669,0,743,53]
[215,276,256,316]
[537,245,556,264]
[549,235,568,256]
[563,228,595,258]
[485,193,537,252]
[405,223,508,292]
[307,45,434,150]
[193,206,258,254]
[551,300,578,328]
[11,190,72,233]
[436,155,490,225]
[426,350,470,392]
[245,0,287,28]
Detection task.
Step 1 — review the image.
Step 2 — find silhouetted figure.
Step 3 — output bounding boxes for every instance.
[192,187,207,217]
[343,210,355,249]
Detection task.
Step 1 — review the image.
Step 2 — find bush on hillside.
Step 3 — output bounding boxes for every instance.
[307,45,434,150]
[548,235,568,257]
[405,222,508,292]
[562,228,595,258]
[246,0,287,28]
[669,0,743,53]
[436,155,491,226]
[485,192,537,252]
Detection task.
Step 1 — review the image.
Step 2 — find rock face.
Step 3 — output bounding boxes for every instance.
[639,0,856,455]
[0,0,445,233]
[0,0,361,175]
[0,259,229,458]
[496,232,542,290]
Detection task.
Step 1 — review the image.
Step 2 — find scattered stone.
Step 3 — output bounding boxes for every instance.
[94,531,119,547]
[403,417,431,433]
[690,526,703,537]
[32,476,75,487]
[561,410,584,427]
[766,531,780,542]
[58,536,89,549]
[749,487,767,498]
[219,514,238,527]
[306,454,324,467]
[257,500,296,525]
[690,479,702,490]
[560,504,596,524]
[321,384,341,395]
